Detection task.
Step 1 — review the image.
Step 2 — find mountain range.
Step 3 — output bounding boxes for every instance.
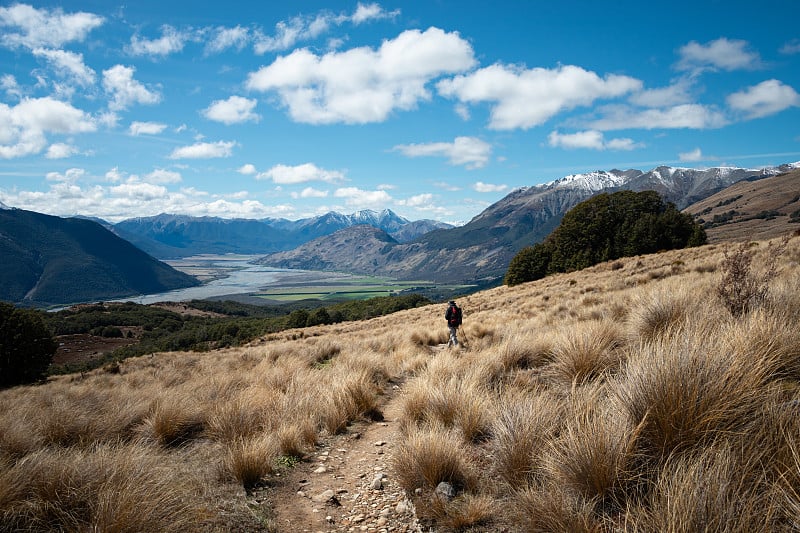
[2,161,798,307]
[113,209,452,258]
[257,162,800,283]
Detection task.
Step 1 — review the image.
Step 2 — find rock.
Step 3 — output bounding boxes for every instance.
[312,489,336,503]
[374,440,386,446]
[396,500,410,514]
[435,481,455,501]
[370,473,384,490]
[313,466,327,474]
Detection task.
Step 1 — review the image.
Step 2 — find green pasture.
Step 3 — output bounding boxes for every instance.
[254,278,438,303]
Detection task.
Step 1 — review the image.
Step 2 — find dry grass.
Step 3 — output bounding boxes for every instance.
[3,235,800,530]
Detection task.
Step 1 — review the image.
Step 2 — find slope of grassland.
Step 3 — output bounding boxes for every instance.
[2,234,800,531]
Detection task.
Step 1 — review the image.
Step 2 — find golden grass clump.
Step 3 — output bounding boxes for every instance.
[544,318,626,387]
[391,425,478,495]
[224,434,279,491]
[0,442,204,532]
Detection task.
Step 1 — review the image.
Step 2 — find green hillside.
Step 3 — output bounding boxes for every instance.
[0,209,199,307]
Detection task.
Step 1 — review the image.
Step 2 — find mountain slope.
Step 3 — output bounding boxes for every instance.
[259,162,799,283]
[0,209,199,306]
[684,167,800,242]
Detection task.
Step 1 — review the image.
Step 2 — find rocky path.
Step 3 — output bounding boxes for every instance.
[256,379,423,532]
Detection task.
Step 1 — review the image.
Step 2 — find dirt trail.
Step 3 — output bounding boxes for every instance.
[256,375,425,532]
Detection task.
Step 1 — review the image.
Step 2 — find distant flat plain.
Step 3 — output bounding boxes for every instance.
[122,254,439,305]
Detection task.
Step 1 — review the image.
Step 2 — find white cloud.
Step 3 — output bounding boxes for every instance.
[291,187,329,199]
[438,63,641,130]
[726,79,800,119]
[237,163,257,175]
[433,181,461,192]
[393,136,492,169]
[334,186,392,207]
[246,27,476,124]
[254,14,331,54]
[256,163,345,184]
[0,4,103,50]
[352,3,400,24]
[0,96,96,158]
[396,193,434,207]
[46,167,85,182]
[548,130,641,151]
[129,121,167,135]
[202,96,260,124]
[32,48,95,86]
[781,39,800,55]
[168,140,236,159]
[679,148,704,162]
[630,78,694,108]
[676,38,761,72]
[102,65,161,111]
[206,25,250,54]
[45,142,79,159]
[586,103,728,130]
[145,169,182,184]
[1,74,22,99]
[473,181,507,193]
[128,25,191,57]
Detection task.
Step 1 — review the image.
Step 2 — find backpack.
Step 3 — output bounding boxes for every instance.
[447,304,462,327]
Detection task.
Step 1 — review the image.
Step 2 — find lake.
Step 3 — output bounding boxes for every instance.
[115,255,359,305]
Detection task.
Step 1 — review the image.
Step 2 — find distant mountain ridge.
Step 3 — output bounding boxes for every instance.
[0,208,199,307]
[258,162,800,283]
[113,209,452,258]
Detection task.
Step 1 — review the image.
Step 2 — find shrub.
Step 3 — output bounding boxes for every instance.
[0,301,57,387]
[716,238,786,317]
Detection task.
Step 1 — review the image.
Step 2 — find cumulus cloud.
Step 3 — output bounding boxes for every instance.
[679,148,704,162]
[676,38,762,72]
[291,187,329,199]
[246,27,476,124]
[256,163,345,184]
[102,65,161,111]
[473,181,507,193]
[726,79,800,119]
[0,96,96,158]
[630,78,694,108]
[128,25,192,57]
[145,169,182,184]
[168,140,236,159]
[45,142,80,159]
[0,3,103,50]
[438,63,641,130]
[334,186,392,207]
[586,103,728,130]
[548,130,642,151]
[393,136,491,169]
[129,121,167,135]
[32,48,95,86]
[253,14,331,54]
[396,193,434,207]
[1,74,22,99]
[202,96,260,124]
[237,163,257,175]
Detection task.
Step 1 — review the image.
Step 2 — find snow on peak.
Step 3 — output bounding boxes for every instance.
[548,170,628,192]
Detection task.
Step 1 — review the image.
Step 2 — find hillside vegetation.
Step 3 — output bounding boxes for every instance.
[1,234,800,531]
[0,209,199,307]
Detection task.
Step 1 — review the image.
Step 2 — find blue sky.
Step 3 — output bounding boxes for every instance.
[1,1,799,224]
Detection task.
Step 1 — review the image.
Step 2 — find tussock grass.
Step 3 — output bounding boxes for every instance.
[3,236,800,530]
[392,426,478,495]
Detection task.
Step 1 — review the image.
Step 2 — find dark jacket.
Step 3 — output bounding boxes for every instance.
[445,304,462,327]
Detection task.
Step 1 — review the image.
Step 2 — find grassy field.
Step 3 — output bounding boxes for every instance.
[3,235,800,531]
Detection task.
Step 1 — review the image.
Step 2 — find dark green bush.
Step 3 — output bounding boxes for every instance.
[0,301,58,387]
[505,190,707,286]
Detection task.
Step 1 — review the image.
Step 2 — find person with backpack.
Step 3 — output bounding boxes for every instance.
[445,300,462,347]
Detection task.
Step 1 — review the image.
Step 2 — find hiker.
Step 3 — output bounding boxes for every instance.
[445,300,462,347]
